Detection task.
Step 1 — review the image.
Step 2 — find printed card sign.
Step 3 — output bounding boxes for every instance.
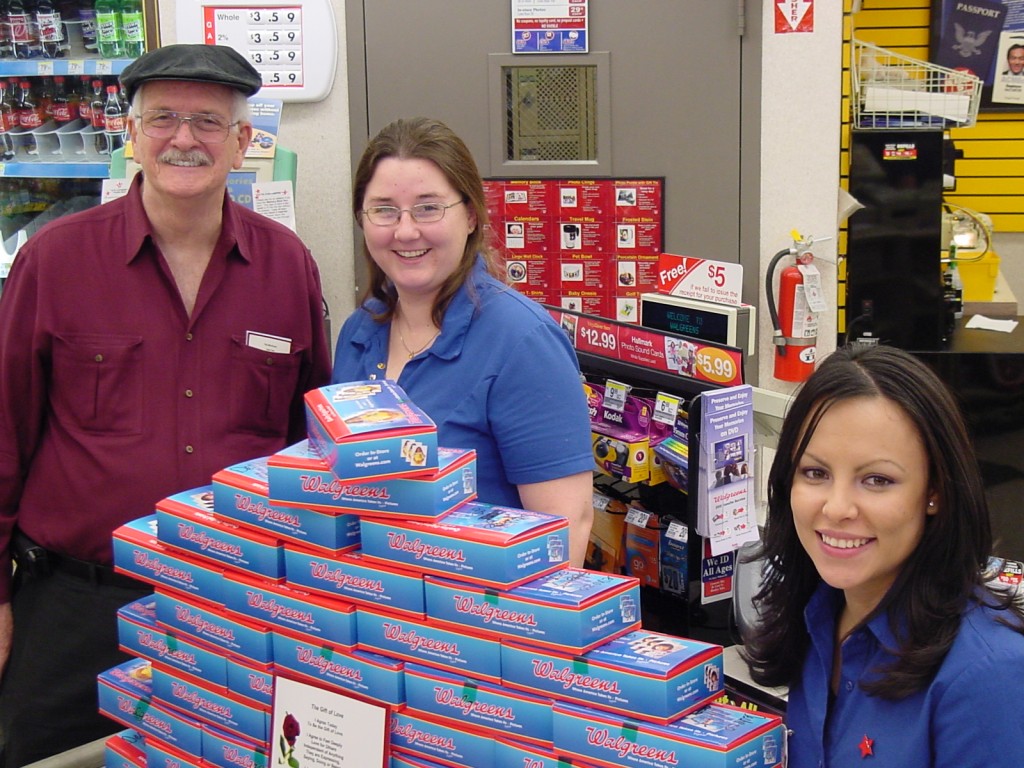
[270,675,388,767]
[656,253,744,306]
[696,385,759,557]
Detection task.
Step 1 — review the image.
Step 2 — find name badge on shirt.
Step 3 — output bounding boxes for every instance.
[246,331,292,354]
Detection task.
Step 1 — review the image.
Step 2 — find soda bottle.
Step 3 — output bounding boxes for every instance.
[103,83,126,153]
[119,0,142,57]
[35,0,64,58]
[0,81,16,161]
[0,0,12,58]
[50,76,73,125]
[77,75,93,122]
[15,81,42,153]
[89,78,106,154]
[8,0,40,59]
[78,0,96,51]
[94,0,121,57]
[36,75,54,120]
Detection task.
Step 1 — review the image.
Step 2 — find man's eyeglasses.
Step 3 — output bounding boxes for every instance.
[360,200,466,226]
[136,110,240,143]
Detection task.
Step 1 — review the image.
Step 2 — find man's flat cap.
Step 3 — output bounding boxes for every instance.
[120,44,262,102]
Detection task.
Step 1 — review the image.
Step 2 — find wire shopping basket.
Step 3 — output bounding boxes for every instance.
[851,40,982,130]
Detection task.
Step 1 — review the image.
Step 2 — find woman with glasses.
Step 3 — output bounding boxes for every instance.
[742,344,1024,767]
[333,117,594,566]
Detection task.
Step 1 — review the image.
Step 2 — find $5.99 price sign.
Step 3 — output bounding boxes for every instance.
[555,311,743,387]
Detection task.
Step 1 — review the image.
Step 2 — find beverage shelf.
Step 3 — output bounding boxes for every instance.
[0,57,134,78]
[0,161,110,178]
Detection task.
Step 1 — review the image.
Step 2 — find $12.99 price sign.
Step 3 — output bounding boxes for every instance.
[560,312,742,387]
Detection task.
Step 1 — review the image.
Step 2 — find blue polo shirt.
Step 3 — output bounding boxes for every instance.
[332,260,593,507]
[786,583,1024,768]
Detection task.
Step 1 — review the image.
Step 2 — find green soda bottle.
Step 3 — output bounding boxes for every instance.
[120,0,144,58]
[95,0,124,58]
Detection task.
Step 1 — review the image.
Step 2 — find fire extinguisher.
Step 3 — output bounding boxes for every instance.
[767,233,819,382]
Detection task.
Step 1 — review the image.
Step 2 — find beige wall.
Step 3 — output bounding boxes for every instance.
[157,0,356,344]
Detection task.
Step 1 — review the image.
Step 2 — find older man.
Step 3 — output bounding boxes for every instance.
[0,45,330,765]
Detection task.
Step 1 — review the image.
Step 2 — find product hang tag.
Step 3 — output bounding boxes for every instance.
[797,263,829,313]
[665,520,688,542]
[653,392,681,426]
[625,507,651,528]
[603,380,629,413]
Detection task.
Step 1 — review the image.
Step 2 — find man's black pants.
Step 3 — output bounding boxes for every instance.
[0,564,150,767]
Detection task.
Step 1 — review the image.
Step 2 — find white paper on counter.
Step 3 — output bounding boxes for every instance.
[965,315,1019,333]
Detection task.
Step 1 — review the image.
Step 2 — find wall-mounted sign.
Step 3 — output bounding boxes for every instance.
[176,0,338,102]
[775,0,813,34]
[512,0,589,53]
[931,0,1024,111]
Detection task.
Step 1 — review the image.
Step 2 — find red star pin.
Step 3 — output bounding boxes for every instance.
[859,734,875,758]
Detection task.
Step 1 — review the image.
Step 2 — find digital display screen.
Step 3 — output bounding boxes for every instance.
[640,299,731,344]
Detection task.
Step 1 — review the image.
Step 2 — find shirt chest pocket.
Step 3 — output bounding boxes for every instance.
[230,337,303,436]
[52,334,144,436]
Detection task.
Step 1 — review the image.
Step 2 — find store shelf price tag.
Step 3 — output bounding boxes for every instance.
[36,61,54,76]
[625,508,651,528]
[67,59,85,75]
[603,380,628,413]
[653,392,681,425]
[593,491,611,511]
[95,60,113,75]
[665,520,688,542]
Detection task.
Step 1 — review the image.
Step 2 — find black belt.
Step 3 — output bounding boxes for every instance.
[46,552,147,590]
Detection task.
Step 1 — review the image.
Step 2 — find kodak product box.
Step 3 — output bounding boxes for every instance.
[358,606,502,683]
[272,633,406,707]
[203,724,270,768]
[390,709,495,768]
[268,440,478,520]
[113,514,226,604]
[304,380,438,481]
[591,394,658,483]
[359,501,569,589]
[156,487,285,581]
[283,545,425,617]
[117,598,228,687]
[404,663,553,747]
[222,571,357,648]
[154,589,273,664]
[501,629,724,724]
[553,701,785,768]
[104,729,146,768]
[227,656,275,708]
[97,660,204,758]
[654,436,689,492]
[144,738,203,768]
[212,455,361,553]
[424,568,641,653]
[152,663,268,743]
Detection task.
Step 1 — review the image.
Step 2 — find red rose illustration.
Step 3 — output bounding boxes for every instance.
[283,713,301,746]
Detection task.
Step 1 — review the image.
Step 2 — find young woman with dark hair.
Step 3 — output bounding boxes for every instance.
[742,344,1024,767]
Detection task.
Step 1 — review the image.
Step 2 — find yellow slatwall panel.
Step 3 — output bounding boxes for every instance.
[839,1,1024,333]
